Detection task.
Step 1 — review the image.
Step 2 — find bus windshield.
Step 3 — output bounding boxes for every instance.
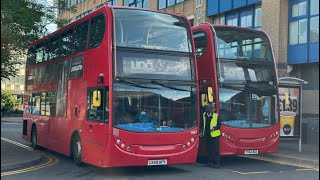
[215,27,272,61]
[114,9,191,52]
[219,85,278,128]
[113,81,197,133]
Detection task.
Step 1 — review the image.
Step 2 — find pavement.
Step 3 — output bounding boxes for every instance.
[1,117,319,172]
[1,139,45,172]
[249,139,319,168]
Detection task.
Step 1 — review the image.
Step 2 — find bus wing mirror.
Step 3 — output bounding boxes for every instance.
[207,87,214,103]
[201,94,208,107]
[93,90,101,107]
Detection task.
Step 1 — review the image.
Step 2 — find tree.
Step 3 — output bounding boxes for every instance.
[1,90,17,114]
[1,0,76,80]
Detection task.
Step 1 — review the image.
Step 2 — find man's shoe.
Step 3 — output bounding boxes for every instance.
[212,164,220,168]
[207,162,214,167]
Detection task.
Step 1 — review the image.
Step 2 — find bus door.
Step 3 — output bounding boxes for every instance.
[81,87,109,164]
[193,25,219,157]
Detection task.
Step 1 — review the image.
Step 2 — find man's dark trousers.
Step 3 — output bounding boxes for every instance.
[206,135,220,166]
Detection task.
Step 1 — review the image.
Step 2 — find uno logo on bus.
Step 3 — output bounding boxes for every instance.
[130,60,158,72]
[71,65,83,72]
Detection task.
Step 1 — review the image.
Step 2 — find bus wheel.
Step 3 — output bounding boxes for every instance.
[72,134,82,166]
[31,125,38,149]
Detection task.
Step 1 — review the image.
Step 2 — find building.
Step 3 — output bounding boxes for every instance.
[58,0,319,144]
[1,61,26,107]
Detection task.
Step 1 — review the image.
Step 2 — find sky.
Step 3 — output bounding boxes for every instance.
[42,0,57,33]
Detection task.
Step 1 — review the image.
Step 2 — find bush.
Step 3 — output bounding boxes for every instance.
[5,108,23,117]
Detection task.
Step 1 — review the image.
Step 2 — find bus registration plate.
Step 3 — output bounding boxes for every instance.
[148,159,167,166]
[244,150,258,154]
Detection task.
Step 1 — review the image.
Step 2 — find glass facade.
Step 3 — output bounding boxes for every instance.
[158,0,185,10]
[124,0,149,8]
[288,0,319,64]
[213,5,262,29]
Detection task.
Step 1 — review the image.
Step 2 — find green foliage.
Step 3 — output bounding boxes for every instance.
[1,90,17,112]
[1,0,77,80]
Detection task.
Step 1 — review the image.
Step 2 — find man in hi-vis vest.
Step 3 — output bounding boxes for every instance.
[202,102,221,168]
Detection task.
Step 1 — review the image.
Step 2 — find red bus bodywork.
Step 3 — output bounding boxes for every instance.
[22,6,199,167]
[192,24,280,156]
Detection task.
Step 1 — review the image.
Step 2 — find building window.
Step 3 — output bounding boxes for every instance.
[310,17,319,40]
[289,1,308,45]
[240,14,252,27]
[168,0,175,6]
[292,1,307,17]
[213,15,225,25]
[110,0,117,5]
[77,0,85,5]
[289,19,307,45]
[124,0,149,8]
[310,0,319,15]
[227,16,238,26]
[310,0,319,42]
[254,6,262,28]
[158,0,184,10]
[67,0,72,8]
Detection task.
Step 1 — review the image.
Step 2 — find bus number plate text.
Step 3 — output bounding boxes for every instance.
[148,159,167,166]
[244,150,259,154]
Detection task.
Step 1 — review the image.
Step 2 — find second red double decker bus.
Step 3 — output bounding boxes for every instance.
[193,24,280,156]
[23,6,199,167]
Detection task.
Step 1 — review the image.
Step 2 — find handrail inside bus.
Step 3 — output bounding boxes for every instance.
[200,22,224,83]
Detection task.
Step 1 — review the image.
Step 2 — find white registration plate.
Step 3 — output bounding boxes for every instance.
[244,150,259,154]
[147,159,167,166]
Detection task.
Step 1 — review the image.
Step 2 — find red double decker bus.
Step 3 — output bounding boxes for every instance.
[192,24,280,156]
[22,6,199,167]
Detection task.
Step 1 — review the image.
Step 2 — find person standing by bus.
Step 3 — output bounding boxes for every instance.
[202,102,221,168]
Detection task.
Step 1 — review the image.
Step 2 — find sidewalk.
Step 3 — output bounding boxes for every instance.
[1,139,45,172]
[251,139,319,168]
[1,117,22,123]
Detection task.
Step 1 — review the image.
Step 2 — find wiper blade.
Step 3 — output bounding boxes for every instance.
[150,80,191,91]
[116,78,158,89]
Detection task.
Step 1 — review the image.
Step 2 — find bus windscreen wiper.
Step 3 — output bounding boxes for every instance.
[116,78,158,89]
[150,80,191,91]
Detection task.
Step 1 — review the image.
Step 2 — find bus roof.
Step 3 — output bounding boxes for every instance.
[30,6,187,48]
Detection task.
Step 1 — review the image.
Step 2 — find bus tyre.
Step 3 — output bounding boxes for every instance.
[72,135,82,166]
[31,126,38,149]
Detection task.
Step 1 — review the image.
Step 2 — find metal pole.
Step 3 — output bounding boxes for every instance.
[299,86,302,152]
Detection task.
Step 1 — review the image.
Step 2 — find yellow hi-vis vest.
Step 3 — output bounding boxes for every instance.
[203,112,221,137]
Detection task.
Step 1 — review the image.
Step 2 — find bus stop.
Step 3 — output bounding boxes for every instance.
[278,77,308,152]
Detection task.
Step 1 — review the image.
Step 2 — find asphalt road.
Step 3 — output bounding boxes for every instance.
[1,121,319,180]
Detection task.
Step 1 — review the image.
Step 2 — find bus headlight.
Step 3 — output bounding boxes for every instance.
[121,143,126,149]
[116,139,121,144]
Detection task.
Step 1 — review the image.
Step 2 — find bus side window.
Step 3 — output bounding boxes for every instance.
[89,14,105,48]
[86,87,109,123]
